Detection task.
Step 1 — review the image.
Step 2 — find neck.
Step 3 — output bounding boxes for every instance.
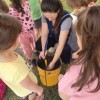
[0,50,11,56]
[0,50,17,62]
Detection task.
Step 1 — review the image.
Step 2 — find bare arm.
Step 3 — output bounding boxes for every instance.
[41,22,49,51]
[47,30,69,70]
[52,30,69,63]
[19,75,43,96]
[40,21,49,58]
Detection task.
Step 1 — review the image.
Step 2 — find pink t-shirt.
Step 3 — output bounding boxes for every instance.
[58,65,100,100]
[9,1,34,33]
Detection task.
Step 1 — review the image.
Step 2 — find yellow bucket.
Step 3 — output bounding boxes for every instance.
[37,55,61,86]
[38,66,61,86]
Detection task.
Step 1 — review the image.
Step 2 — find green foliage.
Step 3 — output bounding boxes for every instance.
[61,0,72,12]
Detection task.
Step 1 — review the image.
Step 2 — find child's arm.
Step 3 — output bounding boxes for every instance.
[19,75,43,96]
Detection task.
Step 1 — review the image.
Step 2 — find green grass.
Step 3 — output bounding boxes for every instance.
[3,0,100,100]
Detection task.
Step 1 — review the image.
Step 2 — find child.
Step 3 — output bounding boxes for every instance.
[67,0,97,16]
[0,13,44,100]
[67,0,97,59]
[0,0,9,99]
[29,0,42,40]
[58,5,100,100]
[9,0,37,66]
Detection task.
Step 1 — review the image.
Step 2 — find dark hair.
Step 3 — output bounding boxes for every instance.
[41,0,63,32]
[0,0,9,13]
[0,13,22,50]
[72,6,100,92]
[67,0,97,9]
[10,0,25,15]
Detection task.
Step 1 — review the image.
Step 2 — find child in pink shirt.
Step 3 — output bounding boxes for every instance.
[9,0,37,65]
[58,6,100,100]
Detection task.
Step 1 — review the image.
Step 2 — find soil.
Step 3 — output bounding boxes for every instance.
[37,55,61,70]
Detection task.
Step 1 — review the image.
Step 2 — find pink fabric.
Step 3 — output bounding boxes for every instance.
[58,65,100,100]
[9,1,36,60]
[19,31,36,60]
[0,79,6,100]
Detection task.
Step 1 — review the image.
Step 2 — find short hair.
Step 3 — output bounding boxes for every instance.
[0,0,9,13]
[67,0,97,9]
[0,13,22,50]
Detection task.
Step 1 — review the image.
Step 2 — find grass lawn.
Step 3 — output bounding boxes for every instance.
[3,0,100,100]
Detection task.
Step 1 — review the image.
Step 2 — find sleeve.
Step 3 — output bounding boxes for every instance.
[42,15,47,23]
[13,65,30,84]
[58,65,81,96]
[61,17,72,31]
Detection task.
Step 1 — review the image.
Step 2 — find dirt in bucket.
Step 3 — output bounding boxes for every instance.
[37,55,61,70]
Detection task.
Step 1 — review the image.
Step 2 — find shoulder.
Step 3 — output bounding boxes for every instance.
[61,11,72,22]
[60,11,72,28]
[60,17,72,31]
[59,64,82,86]
[13,52,26,64]
[70,14,77,20]
[68,64,82,75]
[58,64,82,95]
[62,10,72,19]
[70,14,77,24]
[61,17,72,24]
[59,64,82,83]
[66,64,82,77]
[0,61,18,82]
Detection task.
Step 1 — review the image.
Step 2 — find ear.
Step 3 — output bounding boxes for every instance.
[88,2,95,7]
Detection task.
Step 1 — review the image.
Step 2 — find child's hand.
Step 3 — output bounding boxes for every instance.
[37,86,43,96]
[72,49,81,59]
[72,51,79,59]
[39,51,47,59]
